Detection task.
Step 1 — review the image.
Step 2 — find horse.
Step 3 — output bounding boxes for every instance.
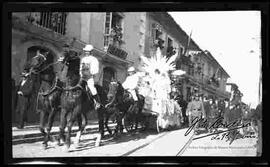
[57,53,102,150]
[94,84,114,138]
[106,80,145,135]
[16,50,68,148]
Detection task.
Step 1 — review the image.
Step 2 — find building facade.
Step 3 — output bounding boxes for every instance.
[12,12,143,123]
[12,12,231,123]
[142,12,231,101]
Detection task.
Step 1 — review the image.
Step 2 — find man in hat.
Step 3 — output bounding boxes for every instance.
[186,93,206,134]
[79,44,102,109]
[122,66,140,102]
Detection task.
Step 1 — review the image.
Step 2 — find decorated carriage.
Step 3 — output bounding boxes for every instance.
[132,47,185,133]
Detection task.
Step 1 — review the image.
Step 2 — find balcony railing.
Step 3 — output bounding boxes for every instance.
[106,44,128,60]
[26,12,67,35]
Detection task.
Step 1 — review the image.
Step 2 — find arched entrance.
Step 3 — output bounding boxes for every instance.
[102,67,116,94]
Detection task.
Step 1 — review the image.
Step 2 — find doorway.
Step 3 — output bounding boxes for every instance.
[102,67,116,94]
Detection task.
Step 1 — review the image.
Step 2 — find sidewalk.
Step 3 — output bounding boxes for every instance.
[12,121,116,145]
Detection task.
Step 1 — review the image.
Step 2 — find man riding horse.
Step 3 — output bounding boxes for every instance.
[122,66,141,104]
[79,44,103,109]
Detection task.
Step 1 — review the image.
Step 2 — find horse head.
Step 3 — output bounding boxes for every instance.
[107,81,125,104]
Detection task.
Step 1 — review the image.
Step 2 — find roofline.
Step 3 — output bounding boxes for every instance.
[203,50,230,78]
[165,12,202,51]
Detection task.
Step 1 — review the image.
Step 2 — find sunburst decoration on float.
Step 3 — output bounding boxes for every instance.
[140,47,186,81]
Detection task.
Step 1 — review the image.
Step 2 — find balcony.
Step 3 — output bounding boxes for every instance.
[106,44,128,60]
[104,26,128,60]
[25,12,67,35]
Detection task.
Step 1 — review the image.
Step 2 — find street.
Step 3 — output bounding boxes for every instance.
[12,126,257,157]
[12,127,192,157]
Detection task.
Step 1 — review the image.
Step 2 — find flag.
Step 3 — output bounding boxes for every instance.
[214,67,220,79]
[184,30,193,57]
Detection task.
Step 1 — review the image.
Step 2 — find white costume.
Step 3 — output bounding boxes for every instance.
[122,67,140,101]
[79,45,99,96]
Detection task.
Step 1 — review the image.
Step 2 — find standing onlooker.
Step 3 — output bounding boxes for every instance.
[218,99,226,118]
[176,94,188,127]
[203,96,211,132]
[208,98,219,133]
[186,93,206,134]
[16,72,32,129]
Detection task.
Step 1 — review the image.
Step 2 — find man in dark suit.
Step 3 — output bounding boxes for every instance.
[176,94,188,127]
[203,96,211,132]
[16,72,32,129]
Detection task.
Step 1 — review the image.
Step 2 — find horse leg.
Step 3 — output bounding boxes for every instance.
[39,111,48,148]
[105,114,112,136]
[120,114,125,134]
[44,107,57,147]
[135,107,142,131]
[65,112,77,150]
[77,114,82,132]
[58,109,67,146]
[74,113,86,147]
[97,108,105,138]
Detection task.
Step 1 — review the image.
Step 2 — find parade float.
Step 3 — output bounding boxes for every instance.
[137,47,186,132]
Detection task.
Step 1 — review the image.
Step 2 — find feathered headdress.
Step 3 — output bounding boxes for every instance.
[140,48,185,78]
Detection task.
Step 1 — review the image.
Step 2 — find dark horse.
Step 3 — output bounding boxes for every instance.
[16,50,64,148]
[57,53,102,150]
[106,81,145,134]
[20,50,74,149]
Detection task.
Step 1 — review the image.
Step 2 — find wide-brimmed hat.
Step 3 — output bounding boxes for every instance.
[83,44,94,52]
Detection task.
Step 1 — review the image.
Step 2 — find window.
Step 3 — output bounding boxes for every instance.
[166,37,175,58]
[26,12,67,35]
[179,46,184,56]
[152,23,164,49]
[208,65,211,77]
[104,12,124,48]
[167,37,173,48]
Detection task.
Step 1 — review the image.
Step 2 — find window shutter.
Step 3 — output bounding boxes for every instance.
[104,12,112,35]
[152,23,156,41]
[104,12,112,48]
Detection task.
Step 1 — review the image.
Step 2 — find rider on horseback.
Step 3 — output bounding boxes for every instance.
[79,44,103,110]
[122,66,140,103]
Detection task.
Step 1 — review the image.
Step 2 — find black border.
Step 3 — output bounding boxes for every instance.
[2,1,270,166]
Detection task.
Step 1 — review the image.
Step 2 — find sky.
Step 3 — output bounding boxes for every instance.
[169,11,261,108]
